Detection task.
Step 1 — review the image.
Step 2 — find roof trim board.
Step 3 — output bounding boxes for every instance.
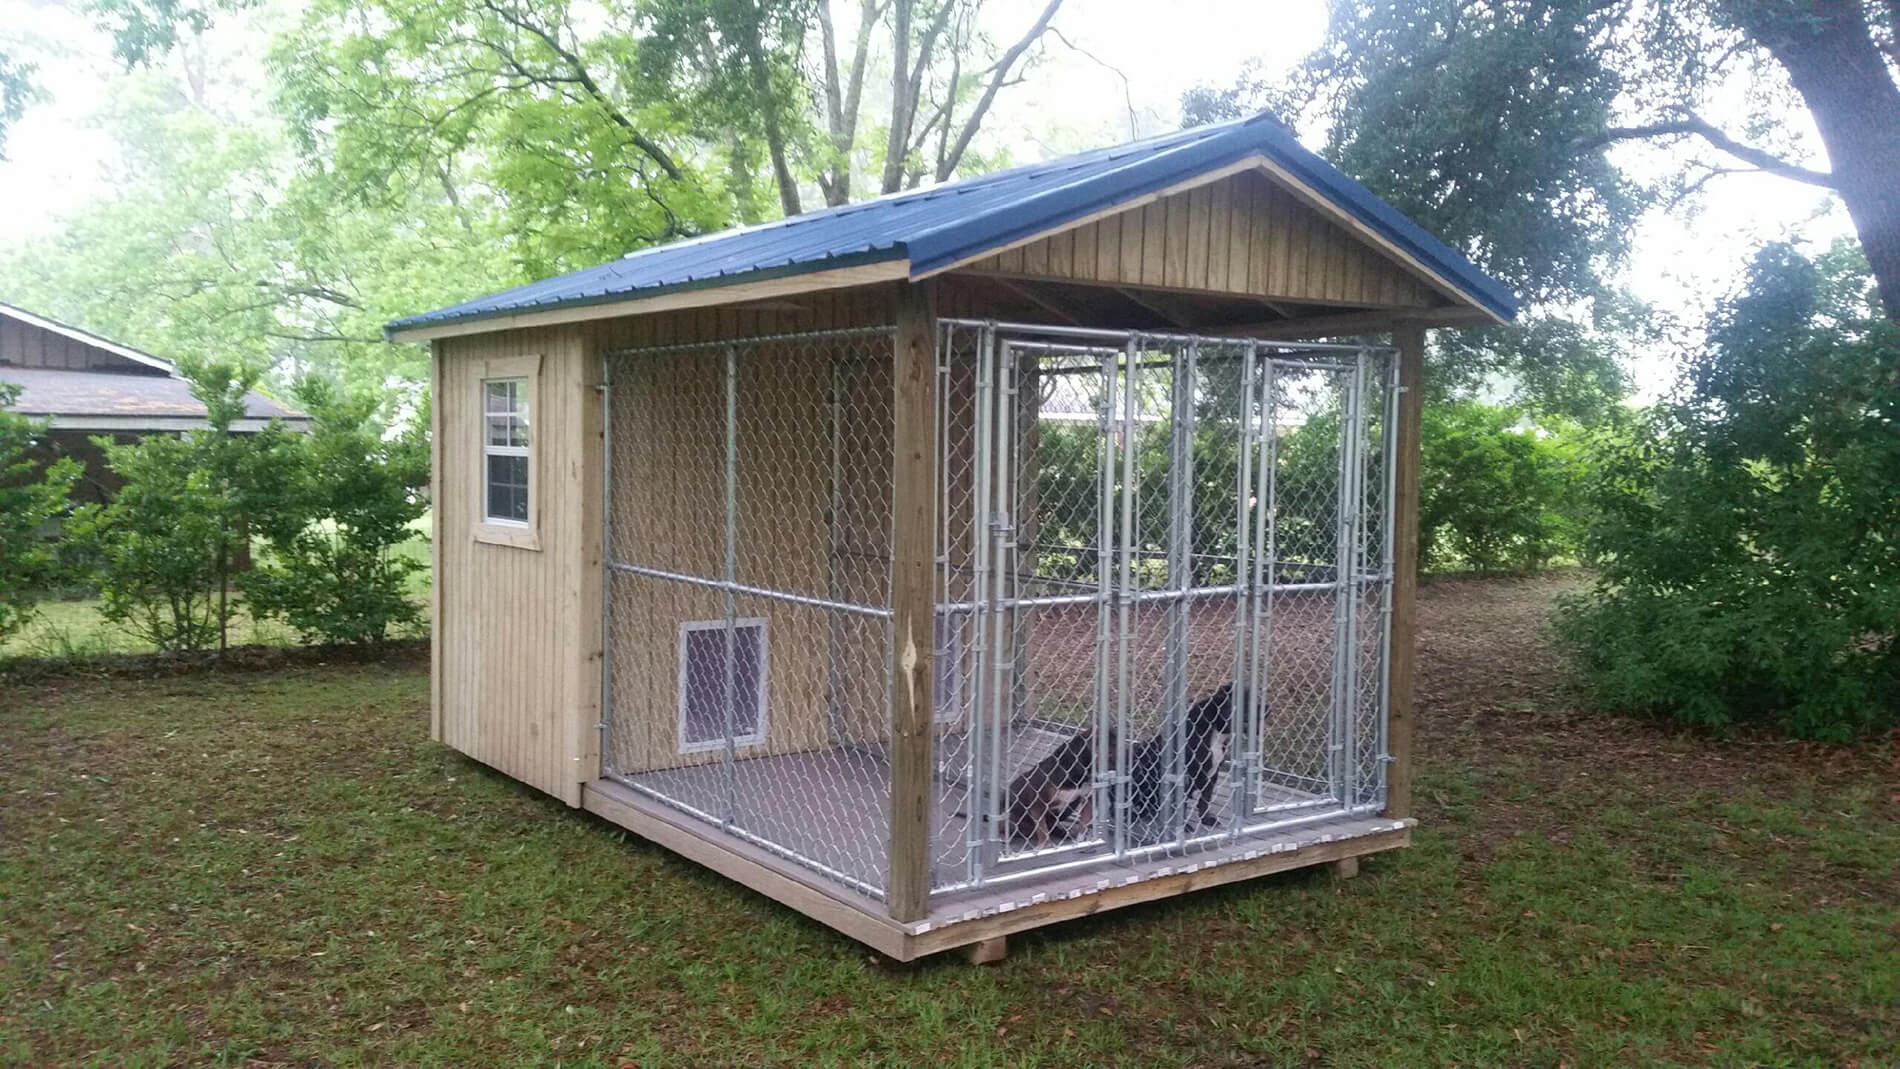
[34,415,303,433]
[387,261,909,343]
[0,301,175,373]
[387,113,1519,340]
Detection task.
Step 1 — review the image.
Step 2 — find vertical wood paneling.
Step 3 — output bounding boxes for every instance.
[1186,183,1212,291]
[1207,178,1232,292]
[436,322,595,805]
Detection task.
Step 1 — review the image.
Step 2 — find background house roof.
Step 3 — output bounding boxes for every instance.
[2,365,308,431]
[387,112,1519,335]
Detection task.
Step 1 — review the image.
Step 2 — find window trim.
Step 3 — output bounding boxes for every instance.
[676,617,770,755]
[472,353,542,550]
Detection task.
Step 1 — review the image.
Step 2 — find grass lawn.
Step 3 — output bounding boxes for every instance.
[2,574,1894,1065]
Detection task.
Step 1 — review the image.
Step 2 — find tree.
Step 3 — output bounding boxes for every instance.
[0,48,38,158]
[66,360,297,653]
[1241,0,1900,322]
[1554,242,1900,739]
[0,65,513,396]
[0,385,82,644]
[244,378,430,645]
[1184,3,1644,424]
[272,0,1068,274]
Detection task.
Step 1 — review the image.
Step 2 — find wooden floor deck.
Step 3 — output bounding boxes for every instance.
[582,758,1411,960]
[616,732,1333,894]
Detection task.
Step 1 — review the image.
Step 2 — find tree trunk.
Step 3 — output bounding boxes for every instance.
[1739,0,1900,321]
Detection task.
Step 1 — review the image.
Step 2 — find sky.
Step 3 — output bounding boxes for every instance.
[0,0,1857,397]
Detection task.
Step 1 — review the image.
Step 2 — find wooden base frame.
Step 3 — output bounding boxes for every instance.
[581,778,1412,962]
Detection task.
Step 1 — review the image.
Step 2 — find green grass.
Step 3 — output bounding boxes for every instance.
[2,577,1895,1065]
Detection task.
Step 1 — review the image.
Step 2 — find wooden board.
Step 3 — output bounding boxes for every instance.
[581,777,1413,961]
[887,280,939,923]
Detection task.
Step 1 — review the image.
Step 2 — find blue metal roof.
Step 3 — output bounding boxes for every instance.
[387,112,1519,334]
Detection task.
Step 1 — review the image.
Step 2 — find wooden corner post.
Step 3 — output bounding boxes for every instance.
[889,280,939,924]
[1385,325,1425,821]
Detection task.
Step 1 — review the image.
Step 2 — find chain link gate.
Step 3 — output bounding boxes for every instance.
[932,321,1396,893]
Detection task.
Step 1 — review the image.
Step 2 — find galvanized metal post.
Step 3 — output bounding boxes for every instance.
[966,324,994,886]
[1165,342,1195,844]
[1328,365,1355,805]
[1093,346,1117,845]
[985,338,1016,863]
[721,343,740,826]
[1340,352,1368,806]
[1113,335,1140,860]
[1376,350,1399,806]
[599,354,617,776]
[1247,355,1278,815]
[1227,341,1256,832]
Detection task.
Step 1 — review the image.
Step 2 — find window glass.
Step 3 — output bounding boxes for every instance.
[482,377,530,524]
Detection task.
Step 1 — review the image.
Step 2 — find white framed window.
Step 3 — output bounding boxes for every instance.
[678,618,770,753]
[934,607,972,724]
[482,377,531,524]
[472,353,540,551]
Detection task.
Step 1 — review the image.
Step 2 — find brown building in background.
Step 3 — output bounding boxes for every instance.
[0,301,309,507]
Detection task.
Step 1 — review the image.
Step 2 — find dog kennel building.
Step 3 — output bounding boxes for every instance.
[388,113,1517,961]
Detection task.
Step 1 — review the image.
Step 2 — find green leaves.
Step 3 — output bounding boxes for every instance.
[63,361,298,653]
[242,377,430,646]
[1290,0,1646,306]
[1556,243,1900,739]
[0,384,82,643]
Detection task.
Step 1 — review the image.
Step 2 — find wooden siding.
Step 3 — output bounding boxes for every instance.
[959,169,1441,309]
[0,314,161,372]
[434,324,601,805]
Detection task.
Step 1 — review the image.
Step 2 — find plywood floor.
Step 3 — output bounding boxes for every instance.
[616,730,1337,898]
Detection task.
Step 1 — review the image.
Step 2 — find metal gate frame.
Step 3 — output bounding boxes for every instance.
[936,319,1398,894]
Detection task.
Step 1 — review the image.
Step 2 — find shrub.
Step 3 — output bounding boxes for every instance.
[1416,400,1590,572]
[1553,243,1900,740]
[0,383,81,643]
[1279,396,1590,574]
[65,361,296,652]
[242,379,428,644]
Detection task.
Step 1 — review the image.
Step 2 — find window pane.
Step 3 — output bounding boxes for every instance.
[486,415,513,448]
[682,624,764,745]
[485,453,529,522]
[484,380,515,415]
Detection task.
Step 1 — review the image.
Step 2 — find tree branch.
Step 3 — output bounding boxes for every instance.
[475,0,684,181]
[1573,113,1838,189]
[937,0,1064,181]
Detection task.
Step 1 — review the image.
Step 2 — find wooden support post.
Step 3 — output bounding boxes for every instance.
[1385,325,1425,821]
[1331,856,1361,881]
[888,280,939,924]
[965,935,1008,965]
